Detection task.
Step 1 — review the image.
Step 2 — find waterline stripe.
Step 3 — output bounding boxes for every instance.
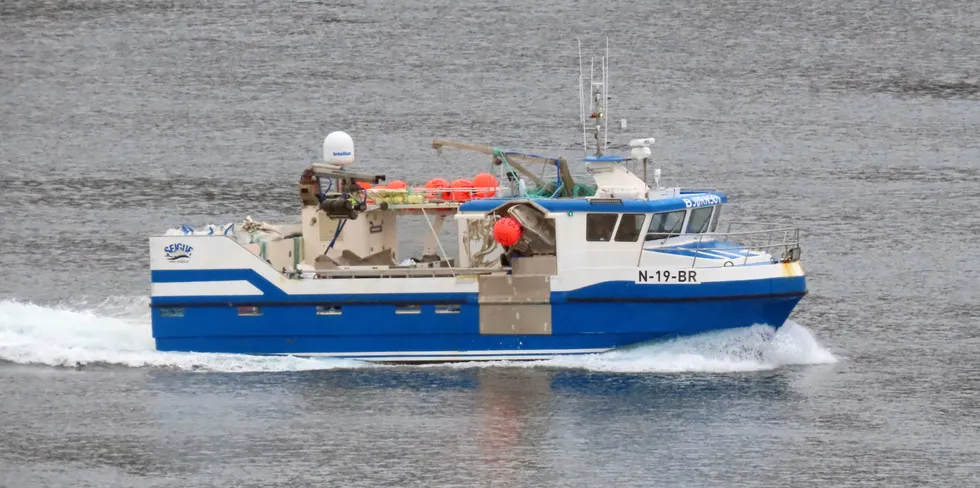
[288,348,611,358]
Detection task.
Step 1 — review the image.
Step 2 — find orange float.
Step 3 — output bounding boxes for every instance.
[472,173,498,198]
[451,179,473,201]
[493,217,523,247]
[424,178,451,200]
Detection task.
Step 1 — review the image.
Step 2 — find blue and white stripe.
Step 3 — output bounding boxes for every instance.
[645,241,766,260]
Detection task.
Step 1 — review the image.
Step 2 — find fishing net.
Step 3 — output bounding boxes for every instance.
[490,148,597,199]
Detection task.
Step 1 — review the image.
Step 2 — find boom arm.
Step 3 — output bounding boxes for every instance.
[431,139,576,197]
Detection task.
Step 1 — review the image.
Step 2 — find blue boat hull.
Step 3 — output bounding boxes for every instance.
[151,278,806,362]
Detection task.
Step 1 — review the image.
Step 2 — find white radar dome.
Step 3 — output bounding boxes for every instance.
[322,131,355,166]
[630,145,652,161]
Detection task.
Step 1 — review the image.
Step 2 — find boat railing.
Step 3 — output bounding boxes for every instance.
[368,183,591,203]
[722,221,797,233]
[307,266,511,279]
[366,185,515,204]
[691,222,802,266]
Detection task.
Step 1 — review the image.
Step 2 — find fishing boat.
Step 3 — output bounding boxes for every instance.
[149,43,806,363]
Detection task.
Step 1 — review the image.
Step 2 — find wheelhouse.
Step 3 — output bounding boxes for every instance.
[455,192,730,269]
[583,203,724,243]
[458,192,726,242]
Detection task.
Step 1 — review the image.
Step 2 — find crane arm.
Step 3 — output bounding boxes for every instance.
[431,138,576,196]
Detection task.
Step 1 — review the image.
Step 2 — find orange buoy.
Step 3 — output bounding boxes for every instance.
[424,178,451,200]
[472,172,498,198]
[493,217,523,247]
[451,178,473,201]
[387,180,407,190]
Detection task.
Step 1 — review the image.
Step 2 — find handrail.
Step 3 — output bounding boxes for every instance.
[313,267,510,279]
[368,185,509,201]
[646,227,799,242]
[723,221,798,234]
[723,220,790,225]
[649,225,802,267]
[711,227,799,238]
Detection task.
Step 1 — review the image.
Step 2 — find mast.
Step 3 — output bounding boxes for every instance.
[577,38,659,201]
[579,38,609,157]
[604,36,609,153]
[578,39,586,152]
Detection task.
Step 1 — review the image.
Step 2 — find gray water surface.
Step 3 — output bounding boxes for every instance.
[2,0,979,486]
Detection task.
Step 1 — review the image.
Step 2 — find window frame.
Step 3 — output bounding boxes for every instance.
[686,206,714,234]
[614,213,646,242]
[237,305,262,316]
[646,209,688,240]
[160,307,184,318]
[316,305,342,315]
[585,213,620,242]
[435,304,461,314]
[709,205,722,232]
[395,304,422,315]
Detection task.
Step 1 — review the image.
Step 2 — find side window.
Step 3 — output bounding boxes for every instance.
[646,210,686,240]
[586,213,619,242]
[709,206,722,232]
[686,206,713,233]
[614,213,645,242]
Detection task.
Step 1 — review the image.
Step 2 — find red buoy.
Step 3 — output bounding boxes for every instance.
[472,172,498,198]
[451,179,473,201]
[424,178,451,200]
[493,217,523,247]
[387,180,407,190]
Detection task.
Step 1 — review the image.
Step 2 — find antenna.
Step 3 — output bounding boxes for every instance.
[603,36,609,153]
[578,39,610,157]
[592,55,600,155]
[578,39,586,152]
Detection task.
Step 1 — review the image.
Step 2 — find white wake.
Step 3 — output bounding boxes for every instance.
[433,321,837,373]
[530,321,837,373]
[0,297,836,373]
[0,297,365,372]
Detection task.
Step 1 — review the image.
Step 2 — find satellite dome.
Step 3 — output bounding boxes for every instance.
[323,131,355,166]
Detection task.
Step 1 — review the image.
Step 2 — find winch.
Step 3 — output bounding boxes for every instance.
[299,131,386,220]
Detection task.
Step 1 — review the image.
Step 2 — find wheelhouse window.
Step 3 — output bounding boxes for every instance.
[586,213,618,242]
[614,213,645,242]
[686,206,713,234]
[646,210,686,240]
[709,206,722,232]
